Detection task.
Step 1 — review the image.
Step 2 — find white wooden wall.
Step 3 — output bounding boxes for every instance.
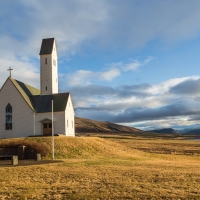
[35,112,65,135]
[65,94,75,136]
[0,78,34,138]
[52,41,58,93]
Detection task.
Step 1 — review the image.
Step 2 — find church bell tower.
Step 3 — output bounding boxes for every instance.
[39,38,58,95]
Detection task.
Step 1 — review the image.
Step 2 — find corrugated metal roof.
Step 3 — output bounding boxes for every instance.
[10,78,40,110]
[10,77,69,113]
[39,38,55,55]
[30,93,69,113]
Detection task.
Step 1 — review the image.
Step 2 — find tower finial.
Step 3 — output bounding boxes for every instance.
[7,67,13,77]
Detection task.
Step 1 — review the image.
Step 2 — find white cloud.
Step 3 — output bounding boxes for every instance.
[128,116,196,131]
[1,1,200,59]
[100,68,120,81]
[122,61,141,71]
[65,57,153,86]
[115,0,200,47]
[108,57,154,72]
[17,0,110,56]
[0,58,39,88]
[124,57,154,71]
[148,76,200,95]
[66,68,120,86]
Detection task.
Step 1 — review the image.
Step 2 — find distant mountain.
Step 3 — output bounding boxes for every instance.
[176,128,200,135]
[186,129,200,135]
[75,117,146,134]
[147,128,177,134]
[176,129,191,134]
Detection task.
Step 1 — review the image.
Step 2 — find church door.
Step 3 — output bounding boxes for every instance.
[43,123,52,135]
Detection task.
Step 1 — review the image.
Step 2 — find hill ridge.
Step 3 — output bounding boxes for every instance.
[75,117,145,134]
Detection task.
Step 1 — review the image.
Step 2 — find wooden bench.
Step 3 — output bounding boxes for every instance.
[0,155,18,165]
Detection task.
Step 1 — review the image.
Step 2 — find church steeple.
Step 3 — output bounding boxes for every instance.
[39,38,58,95]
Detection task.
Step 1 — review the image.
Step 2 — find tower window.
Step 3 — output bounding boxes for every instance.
[53,59,56,66]
[46,86,47,91]
[5,103,12,130]
[72,121,73,128]
[67,120,68,127]
[45,58,47,64]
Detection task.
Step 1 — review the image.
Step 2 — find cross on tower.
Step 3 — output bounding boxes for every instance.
[7,67,13,77]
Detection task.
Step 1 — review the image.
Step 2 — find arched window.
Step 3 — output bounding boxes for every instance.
[5,103,12,130]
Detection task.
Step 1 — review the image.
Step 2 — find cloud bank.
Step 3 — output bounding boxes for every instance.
[74,77,200,129]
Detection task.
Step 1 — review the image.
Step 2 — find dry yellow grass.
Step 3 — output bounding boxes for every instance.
[0,136,200,199]
[112,137,200,156]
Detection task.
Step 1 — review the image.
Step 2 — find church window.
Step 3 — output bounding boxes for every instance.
[5,103,12,130]
[45,58,47,64]
[67,120,68,127]
[72,121,73,128]
[46,86,47,91]
[53,59,56,66]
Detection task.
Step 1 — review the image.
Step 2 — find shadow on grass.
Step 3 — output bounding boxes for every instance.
[0,159,63,167]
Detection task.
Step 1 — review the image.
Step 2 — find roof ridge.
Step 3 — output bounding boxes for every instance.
[11,78,40,91]
[32,92,70,97]
[9,77,40,111]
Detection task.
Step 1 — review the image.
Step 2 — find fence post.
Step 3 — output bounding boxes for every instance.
[18,145,26,160]
[35,153,41,161]
[12,156,18,165]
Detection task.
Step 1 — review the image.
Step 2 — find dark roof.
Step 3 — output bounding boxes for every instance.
[39,38,55,55]
[10,78,40,110]
[8,78,69,113]
[30,93,69,113]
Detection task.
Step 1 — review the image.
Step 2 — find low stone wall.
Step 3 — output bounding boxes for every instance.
[0,146,36,159]
[0,147,18,156]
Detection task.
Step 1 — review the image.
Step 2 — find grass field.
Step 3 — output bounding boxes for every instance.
[0,136,200,199]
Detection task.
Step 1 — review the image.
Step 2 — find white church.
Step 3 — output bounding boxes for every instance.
[0,38,75,138]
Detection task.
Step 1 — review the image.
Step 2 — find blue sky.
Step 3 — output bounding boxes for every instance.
[1,0,200,130]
